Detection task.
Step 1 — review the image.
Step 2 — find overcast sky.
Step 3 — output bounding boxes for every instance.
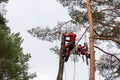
[5,0,102,80]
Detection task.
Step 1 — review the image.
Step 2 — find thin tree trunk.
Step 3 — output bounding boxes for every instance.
[57,34,65,80]
[86,0,95,80]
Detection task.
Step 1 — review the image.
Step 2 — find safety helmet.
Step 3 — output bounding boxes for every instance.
[78,44,81,46]
[68,32,73,34]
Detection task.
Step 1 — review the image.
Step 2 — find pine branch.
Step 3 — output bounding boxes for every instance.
[49,46,59,54]
[99,6,119,13]
[94,20,120,29]
[99,8,115,12]
[93,29,120,45]
[94,29,112,37]
[94,46,120,61]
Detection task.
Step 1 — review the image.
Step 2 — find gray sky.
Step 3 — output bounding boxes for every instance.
[5,0,102,80]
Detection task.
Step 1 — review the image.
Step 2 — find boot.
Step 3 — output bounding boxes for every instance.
[86,54,90,59]
[64,55,69,62]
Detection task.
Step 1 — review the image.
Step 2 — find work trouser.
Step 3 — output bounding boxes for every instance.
[64,42,75,56]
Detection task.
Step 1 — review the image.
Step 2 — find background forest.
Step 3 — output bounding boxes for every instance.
[0,0,120,80]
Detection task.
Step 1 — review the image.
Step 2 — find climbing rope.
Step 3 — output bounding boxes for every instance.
[75,27,89,46]
[64,63,67,80]
[98,50,101,80]
[59,22,89,80]
[71,27,89,63]
[73,60,76,80]
[70,27,89,55]
[72,27,89,80]
[84,31,89,65]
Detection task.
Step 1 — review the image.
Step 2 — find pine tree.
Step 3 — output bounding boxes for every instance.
[0,1,36,79]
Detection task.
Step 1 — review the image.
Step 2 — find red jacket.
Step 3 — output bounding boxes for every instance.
[76,45,84,52]
[63,33,76,42]
[77,46,84,50]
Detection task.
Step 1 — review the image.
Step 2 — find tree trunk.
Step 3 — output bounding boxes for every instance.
[57,34,65,80]
[86,0,95,80]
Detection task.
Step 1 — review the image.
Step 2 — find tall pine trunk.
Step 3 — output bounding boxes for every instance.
[57,34,65,80]
[86,0,95,80]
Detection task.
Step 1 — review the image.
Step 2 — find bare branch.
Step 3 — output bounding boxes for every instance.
[94,46,120,61]
[99,8,115,12]
[52,20,72,32]
[95,37,120,45]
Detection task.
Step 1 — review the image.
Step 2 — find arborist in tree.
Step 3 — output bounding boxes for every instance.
[75,42,90,58]
[62,32,76,62]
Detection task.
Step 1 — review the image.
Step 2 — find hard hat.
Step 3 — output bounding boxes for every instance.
[78,44,81,46]
[68,32,73,34]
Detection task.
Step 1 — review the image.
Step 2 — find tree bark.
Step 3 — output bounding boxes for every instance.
[86,0,95,80]
[57,34,65,80]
